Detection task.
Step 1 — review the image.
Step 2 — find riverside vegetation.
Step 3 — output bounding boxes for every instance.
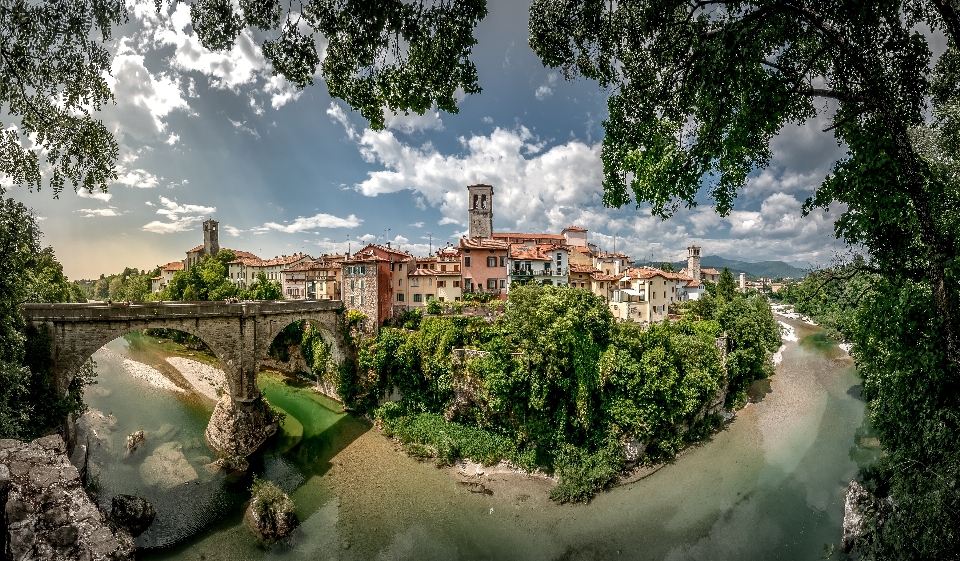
[311,284,781,503]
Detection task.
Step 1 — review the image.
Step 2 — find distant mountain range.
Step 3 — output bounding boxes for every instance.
[669,255,809,280]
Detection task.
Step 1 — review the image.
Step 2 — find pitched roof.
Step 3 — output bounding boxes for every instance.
[590,272,622,282]
[357,243,414,259]
[562,225,587,232]
[569,264,600,274]
[595,251,631,259]
[459,237,509,250]
[161,261,184,272]
[509,244,553,261]
[492,232,566,242]
[625,267,693,282]
[701,268,722,275]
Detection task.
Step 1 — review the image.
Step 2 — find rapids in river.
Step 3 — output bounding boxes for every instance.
[81,317,878,560]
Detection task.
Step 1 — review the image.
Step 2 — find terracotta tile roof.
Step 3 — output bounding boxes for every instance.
[358,243,414,259]
[701,268,721,275]
[186,245,204,253]
[570,264,600,273]
[685,280,703,288]
[562,225,587,232]
[459,237,509,250]
[260,253,310,266]
[345,252,388,263]
[590,272,622,281]
[161,261,184,272]
[493,232,566,242]
[151,275,163,280]
[625,267,694,282]
[509,244,552,261]
[596,251,631,259]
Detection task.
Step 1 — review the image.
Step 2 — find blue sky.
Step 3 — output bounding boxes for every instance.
[10,0,854,280]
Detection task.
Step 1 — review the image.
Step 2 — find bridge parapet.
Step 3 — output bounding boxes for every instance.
[22,299,344,323]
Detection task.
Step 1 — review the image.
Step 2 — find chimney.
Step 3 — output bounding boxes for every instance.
[387,241,391,248]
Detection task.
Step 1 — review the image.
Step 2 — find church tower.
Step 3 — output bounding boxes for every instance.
[467,184,494,239]
[203,219,220,256]
[687,245,701,283]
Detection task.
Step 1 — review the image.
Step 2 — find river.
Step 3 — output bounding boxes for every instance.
[80,316,877,560]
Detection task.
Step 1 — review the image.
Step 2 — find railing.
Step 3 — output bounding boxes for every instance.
[509,268,568,277]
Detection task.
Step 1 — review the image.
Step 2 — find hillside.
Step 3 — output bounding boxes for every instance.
[672,255,808,280]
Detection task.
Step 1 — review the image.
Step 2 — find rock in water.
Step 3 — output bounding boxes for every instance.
[139,442,199,490]
[842,480,877,552]
[125,430,145,454]
[110,494,156,537]
[205,395,278,458]
[245,479,298,541]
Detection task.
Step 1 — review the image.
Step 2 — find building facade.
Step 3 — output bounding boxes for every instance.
[467,183,494,239]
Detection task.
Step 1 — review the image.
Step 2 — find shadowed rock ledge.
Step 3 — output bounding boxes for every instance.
[1,435,134,560]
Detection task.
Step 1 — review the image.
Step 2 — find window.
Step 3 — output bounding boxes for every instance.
[391,263,395,271]
[464,256,471,267]
[350,280,355,290]
[487,278,497,289]
[411,278,419,287]
[455,297,461,301]
[428,278,433,287]
[426,294,434,301]
[359,279,364,289]
[441,264,447,271]
[454,264,460,272]
[500,279,506,289]
[487,256,496,267]
[439,297,445,302]
[414,293,423,302]
[453,280,460,288]
[398,279,403,287]
[350,295,355,305]
[397,293,405,302]
[437,280,446,288]
[499,256,506,267]
[398,263,403,271]
[600,282,605,288]
[360,295,365,305]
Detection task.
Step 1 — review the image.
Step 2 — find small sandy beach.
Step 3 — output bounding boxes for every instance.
[165,357,227,401]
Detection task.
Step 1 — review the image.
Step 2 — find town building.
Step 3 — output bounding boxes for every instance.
[468,183,494,239]
[150,261,183,293]
[610,267,696,323]
[594,252,632,276]
[341,251,391,331]
[281,257,342,300]
[459,237,508,297]
[507,244,568,288]
[228,253,310,288]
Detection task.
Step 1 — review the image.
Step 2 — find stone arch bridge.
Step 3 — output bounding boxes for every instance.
[21,300,348,458]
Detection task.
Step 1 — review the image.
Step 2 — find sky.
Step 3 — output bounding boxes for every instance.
[9,0,859,280]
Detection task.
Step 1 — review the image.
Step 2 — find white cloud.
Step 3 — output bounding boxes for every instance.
[77,189,113,202]
[410,221,424,228]
[535,74,558,101]
[229,119,260,138]
[482,116,493,124]
[223,225,243,237]
[384,108,444,134]
[166,133,180,145]
[264,74,303,109]
[115,168,160,189]
[327,102,357,140]
[103,42,189,138]
[262,213,362,233]
[143,196,216,233]
[77,207,122,218]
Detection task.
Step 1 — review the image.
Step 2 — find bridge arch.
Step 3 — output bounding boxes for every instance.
[22,300,347,458]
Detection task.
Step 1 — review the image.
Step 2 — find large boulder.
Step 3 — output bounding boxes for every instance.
[110,495,156,537]
[125,431,145,455]
[244,479,298,542]
[139,442,199,490]
[205,395,278,458]
[842,479,878,552]
[0,435,134,560]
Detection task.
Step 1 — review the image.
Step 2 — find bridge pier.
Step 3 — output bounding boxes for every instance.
[205,394,278,458]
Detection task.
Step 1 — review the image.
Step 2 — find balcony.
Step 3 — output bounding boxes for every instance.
[509,267,567,277]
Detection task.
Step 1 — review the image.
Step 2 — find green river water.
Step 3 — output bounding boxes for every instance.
[81,317,878,560]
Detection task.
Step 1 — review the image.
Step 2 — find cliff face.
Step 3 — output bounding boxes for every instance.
[1,435,133,561]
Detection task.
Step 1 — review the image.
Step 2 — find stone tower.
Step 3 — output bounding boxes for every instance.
[467,184,494,239]
[687,245,701,283]
[203,218,220,256]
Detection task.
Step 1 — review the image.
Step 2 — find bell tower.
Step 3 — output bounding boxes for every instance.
[467,184,494,239]
[687,245,701,283]
[203,219,220,256]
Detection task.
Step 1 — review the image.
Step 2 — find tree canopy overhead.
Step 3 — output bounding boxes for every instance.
[528,0,960,362]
